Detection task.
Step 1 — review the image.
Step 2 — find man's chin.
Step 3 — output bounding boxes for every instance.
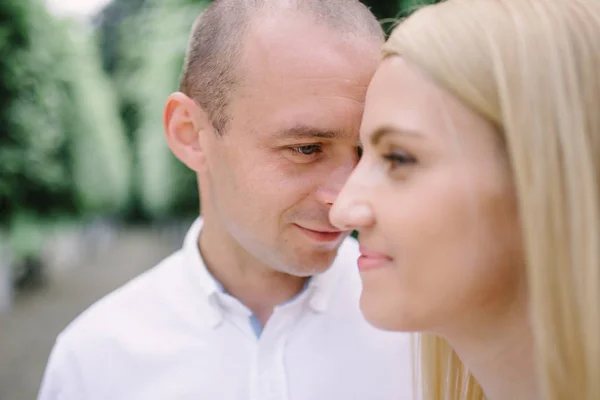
[284,247,340,276]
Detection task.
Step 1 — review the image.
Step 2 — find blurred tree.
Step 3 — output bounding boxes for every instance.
[363,0,441,34]
[362,0,401,35]
[363,1,400,20]
[1,0,133,275]
[1,0,132,222]
[94,0,148,153]
[129,0,208,220]
[94,0,149,77]
[0,0,75,223]
[97,0,208,221]
[400,0,440,13]
[94,0,150,221]
[62,21,132,216]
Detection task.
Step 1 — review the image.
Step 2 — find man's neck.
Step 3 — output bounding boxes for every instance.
[198,217,307,326]
[441,291,538,400]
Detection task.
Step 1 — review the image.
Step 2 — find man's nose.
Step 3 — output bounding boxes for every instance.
[315,159,356,206]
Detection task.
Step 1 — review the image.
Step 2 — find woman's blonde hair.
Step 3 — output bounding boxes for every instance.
[383,1,600,399]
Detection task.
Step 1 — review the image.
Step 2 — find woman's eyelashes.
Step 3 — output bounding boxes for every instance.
[382,148,417,171]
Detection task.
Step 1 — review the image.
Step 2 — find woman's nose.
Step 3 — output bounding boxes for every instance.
[329,169,374,231]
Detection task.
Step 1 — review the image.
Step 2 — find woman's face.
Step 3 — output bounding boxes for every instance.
[330,57,524,333]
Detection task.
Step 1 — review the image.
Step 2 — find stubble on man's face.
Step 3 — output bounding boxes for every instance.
[200,13,381,275]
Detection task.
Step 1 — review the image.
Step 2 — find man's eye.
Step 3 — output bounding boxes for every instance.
[290,144,322,156]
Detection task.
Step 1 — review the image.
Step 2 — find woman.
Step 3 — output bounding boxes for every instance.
[330,1,600,399]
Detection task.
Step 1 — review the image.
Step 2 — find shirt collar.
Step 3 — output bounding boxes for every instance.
[183,217,222,299]
[182,217,346,315]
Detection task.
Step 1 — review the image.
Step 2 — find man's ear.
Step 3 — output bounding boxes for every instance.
[163,92,212,172]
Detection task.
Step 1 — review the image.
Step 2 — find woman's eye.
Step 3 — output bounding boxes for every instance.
[290,144,322,156]
[383,150,417,169]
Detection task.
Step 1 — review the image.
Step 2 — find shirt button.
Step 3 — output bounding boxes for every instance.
[263,380,284,399]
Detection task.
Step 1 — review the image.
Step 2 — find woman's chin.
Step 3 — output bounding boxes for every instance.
[359,291,424,333]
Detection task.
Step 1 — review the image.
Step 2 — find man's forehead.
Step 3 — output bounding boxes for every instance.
[240,12,380,81]
[223,12,377,141]
[235,29,378,107]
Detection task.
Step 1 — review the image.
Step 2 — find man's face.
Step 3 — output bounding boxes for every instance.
[201,14,380,276]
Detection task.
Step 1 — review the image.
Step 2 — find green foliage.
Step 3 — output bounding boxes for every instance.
[0,0,76,221]
[1,0,133,223]
[94,0,149,77]
[109,0,209,219]
[0,0,135,276]
[61,22,132,215]
[7,212,46,260]
[399,0,440,15]
[95,0,148,157]
[360,0,402,36]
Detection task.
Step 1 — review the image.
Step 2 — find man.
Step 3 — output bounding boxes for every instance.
[38,1,413,399]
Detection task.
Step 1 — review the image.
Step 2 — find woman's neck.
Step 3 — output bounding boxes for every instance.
[441,293,539,400]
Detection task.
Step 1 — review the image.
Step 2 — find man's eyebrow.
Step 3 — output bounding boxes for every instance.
[370,125,424,146]
[276,124,341,140]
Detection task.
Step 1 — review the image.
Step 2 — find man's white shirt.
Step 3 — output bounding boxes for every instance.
[38,218,414,400]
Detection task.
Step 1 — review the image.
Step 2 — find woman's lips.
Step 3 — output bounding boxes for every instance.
[358,246,393,271]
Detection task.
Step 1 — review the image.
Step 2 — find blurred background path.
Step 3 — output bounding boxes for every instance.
[0,227,183,400]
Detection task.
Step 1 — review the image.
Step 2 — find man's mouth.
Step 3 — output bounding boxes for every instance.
[294,224,345,244]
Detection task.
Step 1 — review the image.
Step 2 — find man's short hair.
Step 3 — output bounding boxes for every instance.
[179,0,384,133]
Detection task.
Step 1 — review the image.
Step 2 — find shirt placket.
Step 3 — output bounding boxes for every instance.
[251,304,301,400]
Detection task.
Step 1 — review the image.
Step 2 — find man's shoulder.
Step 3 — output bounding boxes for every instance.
[58,250,186,345]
